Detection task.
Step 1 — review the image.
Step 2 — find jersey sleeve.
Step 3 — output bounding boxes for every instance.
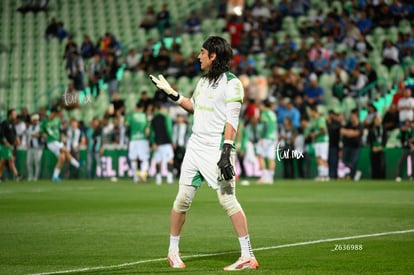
[225,78,244,104]
[318,117,327,131]
[165,114,173,142]
[40,120,46,134]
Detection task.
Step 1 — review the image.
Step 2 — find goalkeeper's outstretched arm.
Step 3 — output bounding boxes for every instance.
[149,74,194,113]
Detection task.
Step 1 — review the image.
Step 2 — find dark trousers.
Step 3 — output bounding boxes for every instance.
[174,146,186,178]
[297,152,310,179]
[397,148,414,178]
[342,146,360,179]
[87,151,102,179]
[370,150,386,179]
[237,152,247,179]
[328,146,339,179]
[283,149,295,179]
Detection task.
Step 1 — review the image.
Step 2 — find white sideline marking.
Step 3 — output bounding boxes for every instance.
[29,228,414,275]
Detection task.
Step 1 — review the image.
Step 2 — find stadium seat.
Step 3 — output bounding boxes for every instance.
[295,15,307,29]
[330,1,343,13]
[384,92,393,106]
[389,65,405,83]
[398,19,411,30]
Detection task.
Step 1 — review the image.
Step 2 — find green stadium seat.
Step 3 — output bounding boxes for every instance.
[330,1,343,13]
[295,15,307,28]
[398,19,411,30]
[389,65,405,83]
[359,108,367,122]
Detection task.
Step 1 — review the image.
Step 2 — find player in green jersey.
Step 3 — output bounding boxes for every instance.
[305,106,329,181]
[256,99,277,184]
[126,102,150,183]
[40,106,81,182]
[0,109,21,181]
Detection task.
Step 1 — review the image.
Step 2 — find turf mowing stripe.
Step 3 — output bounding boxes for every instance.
[28,228,414,275]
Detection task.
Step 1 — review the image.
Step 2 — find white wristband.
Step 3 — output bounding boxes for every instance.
[176,94,184,104]
[223,140,233,145]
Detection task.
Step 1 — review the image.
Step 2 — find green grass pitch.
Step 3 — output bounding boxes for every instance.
[0,179,413,274]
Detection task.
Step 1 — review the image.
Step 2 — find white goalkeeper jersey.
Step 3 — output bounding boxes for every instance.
[189,72,244,148]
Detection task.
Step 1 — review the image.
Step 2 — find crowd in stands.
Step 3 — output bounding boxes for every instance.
[1,0,414,182]
[58,31,123,100]
[52,0,414,107]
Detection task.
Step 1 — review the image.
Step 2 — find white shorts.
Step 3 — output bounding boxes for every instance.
[47,141,64,157]
[314,142,328,161]
[128,140,150,161]
[179,138,236,190]
[256,139,276,159]
[153,144,174,162]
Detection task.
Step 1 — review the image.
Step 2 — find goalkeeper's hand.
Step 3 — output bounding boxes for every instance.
[149,74,183,103]
[217,142,235,181]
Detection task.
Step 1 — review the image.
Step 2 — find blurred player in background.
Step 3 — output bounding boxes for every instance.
[150,102,174,185]
[172,114,188,178]
[41,106,81,182]
[340,109,363,180]
[150,36,258,271]
[65,118,85,179]
[396,119,414,182]
[306,106,329,181]
[0,109,21,181]
[26,113,43,181]
[256,98,277,184]
[86,117,104,179]
[126,101,150,183]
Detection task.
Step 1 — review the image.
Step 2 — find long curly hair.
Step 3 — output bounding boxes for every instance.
[202,36,233,84]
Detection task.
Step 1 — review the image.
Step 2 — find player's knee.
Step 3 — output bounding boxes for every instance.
[58,154,65,162]
[218,192,242,217]
[173,185,196,213]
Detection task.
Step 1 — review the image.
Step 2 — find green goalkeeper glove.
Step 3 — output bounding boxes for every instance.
[149,74,183,103]
[217,142,235,181]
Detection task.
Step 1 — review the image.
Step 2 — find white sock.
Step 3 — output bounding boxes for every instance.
[131,161,138,181]
[317,166,323,177]
[169,235,180,254]
[260,170,266,179]
[70,158,80,168]
[269,170,274,180]
[141,160,149,174]
[53,168,61,178]
[167,172,173,183]
[239,235,255,258]
[156,174,162,184]
[323,166,329,177]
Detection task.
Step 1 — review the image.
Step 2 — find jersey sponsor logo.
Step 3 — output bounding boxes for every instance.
[194,102,214,112]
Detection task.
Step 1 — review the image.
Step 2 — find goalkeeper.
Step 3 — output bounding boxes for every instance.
[150,36,258,271]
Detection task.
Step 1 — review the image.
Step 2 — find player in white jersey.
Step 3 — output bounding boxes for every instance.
[150,36,258,271]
